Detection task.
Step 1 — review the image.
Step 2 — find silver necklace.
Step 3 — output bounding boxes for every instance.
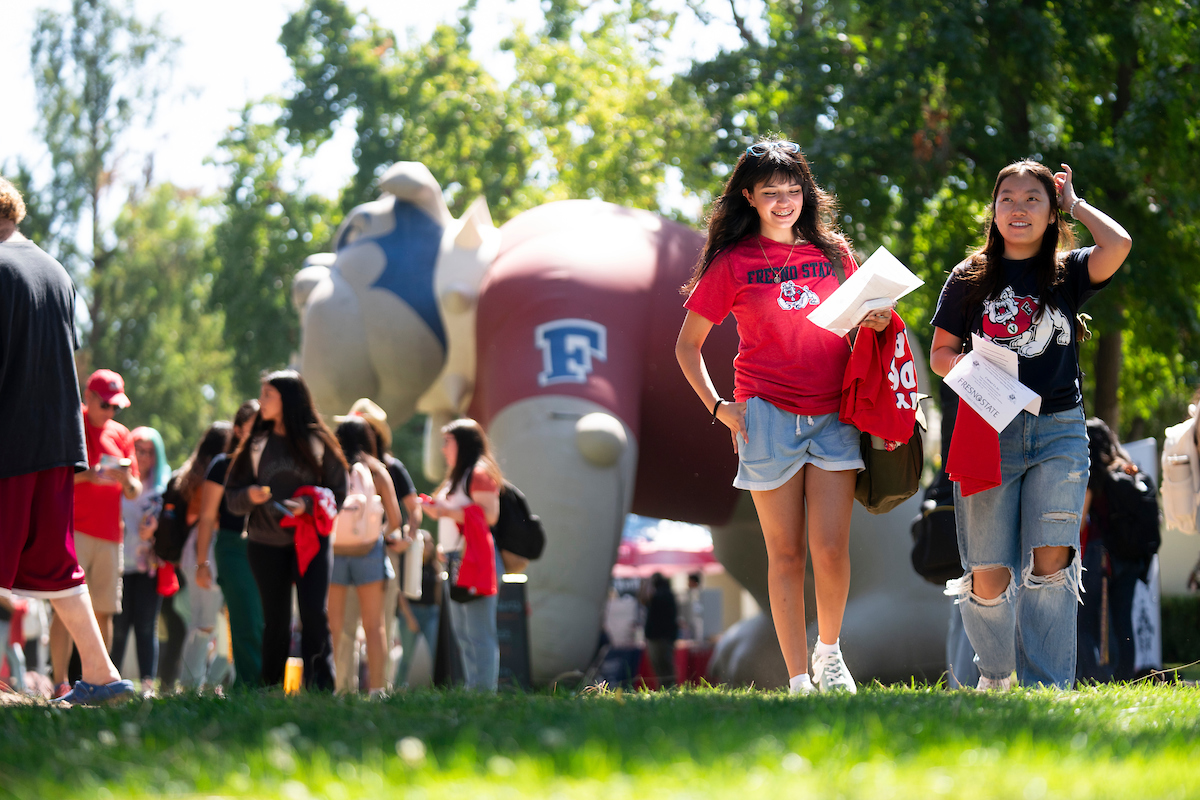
[756,236,800,283]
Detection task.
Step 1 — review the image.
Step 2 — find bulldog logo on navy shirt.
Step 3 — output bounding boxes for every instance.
[982,285,1071,358]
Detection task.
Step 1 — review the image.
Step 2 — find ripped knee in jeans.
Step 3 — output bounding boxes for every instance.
[1022,547,1082,604]
[944,567,1015,607]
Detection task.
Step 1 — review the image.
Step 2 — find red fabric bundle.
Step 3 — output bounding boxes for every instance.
[280,485,338,576]
[456,504,498,598]
[947,398,1002,496]
[839,312,920,444]
[155,562,180,597]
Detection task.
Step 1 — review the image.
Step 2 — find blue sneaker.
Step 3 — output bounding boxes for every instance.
[53,679,136,706]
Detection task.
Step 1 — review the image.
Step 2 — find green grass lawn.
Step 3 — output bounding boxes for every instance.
[3,682,1200,799]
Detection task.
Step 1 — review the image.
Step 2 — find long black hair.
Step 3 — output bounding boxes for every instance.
[230,369,347,477]
[225,399,260,455]
[1086,417,1133,491]
[683,136,850,294]
[335,416,378,466]
[959,159,1078,317]
[439,418,503,494]
[178,421,232,501]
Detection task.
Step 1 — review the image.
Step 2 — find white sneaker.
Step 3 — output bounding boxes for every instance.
[811,649,857,694]
[976,675,1015,692]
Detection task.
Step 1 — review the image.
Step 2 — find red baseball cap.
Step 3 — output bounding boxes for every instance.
[86,368,131,408]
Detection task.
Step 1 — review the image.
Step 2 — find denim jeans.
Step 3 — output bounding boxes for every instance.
[180,526,225,689]
[448,551,500,691]
[395,602,440,688]
[948,406,1088,689]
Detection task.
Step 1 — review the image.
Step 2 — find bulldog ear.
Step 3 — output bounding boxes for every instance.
[454,195,494,250]
[378,162,451,226]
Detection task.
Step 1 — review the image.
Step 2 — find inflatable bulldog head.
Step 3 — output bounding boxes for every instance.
[293,163,500,433]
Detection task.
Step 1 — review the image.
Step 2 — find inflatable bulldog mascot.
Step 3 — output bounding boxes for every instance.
[293,163,949,686]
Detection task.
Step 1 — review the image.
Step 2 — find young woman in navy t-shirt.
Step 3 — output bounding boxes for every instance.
[929,161,1131,690]
[676,138,892,695]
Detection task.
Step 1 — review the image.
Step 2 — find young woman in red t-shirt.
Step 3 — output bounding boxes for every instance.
[676,138,891,694]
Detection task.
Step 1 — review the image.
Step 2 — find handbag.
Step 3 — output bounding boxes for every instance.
[855,422,923,514]
[909,476,963,584]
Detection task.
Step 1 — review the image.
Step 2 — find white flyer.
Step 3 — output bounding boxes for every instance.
[970,334,1041,416]
[807,245,924,336]
[946,351,1040,434]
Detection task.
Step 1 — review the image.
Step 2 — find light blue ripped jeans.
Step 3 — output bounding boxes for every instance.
[947,405,1088,689]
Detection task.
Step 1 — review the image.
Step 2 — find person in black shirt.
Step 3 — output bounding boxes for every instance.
[0,177,133,704]
[930,161,1131,690]
[642,572,679,689]
[225,371,348,691]
[194,399,263,686]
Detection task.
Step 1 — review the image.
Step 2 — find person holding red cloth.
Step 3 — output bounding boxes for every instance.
[676,138,892,696]
[224,370,347,691]
[930,161,1131,690]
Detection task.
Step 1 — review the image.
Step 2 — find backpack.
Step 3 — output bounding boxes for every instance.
[1161,409,1200,534]
[153,472,192,563]
[1099,468,1161,563]
[331,460,384,555]
[493,481,546,562]
[909,473,962,584]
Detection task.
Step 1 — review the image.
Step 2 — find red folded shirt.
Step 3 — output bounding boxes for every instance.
[280,485,338,575]
[839,311,920,444]
[947,398,1001,496]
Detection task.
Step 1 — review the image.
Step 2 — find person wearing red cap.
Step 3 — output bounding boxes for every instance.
[48,368,142,689]
[0,176,133,704]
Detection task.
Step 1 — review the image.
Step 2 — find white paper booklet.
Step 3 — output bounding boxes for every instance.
[807,246,924,336]
[970,334,1041,416]
[946,350,1040,434]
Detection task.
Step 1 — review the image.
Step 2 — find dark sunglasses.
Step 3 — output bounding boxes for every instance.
[99,401,122,412]
[746,141,801,157]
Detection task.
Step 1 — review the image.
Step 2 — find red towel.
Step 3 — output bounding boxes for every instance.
[456,504,498,598]
[947,398,1002,496]
[280,485,338,576]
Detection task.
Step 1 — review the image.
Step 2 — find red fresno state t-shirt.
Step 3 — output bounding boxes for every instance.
[685,236,858,415]
[73,407,139,543]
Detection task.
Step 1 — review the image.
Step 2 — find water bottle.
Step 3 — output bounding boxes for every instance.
[403,533,423,600]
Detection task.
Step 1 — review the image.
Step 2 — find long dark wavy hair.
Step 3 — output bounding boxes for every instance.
[178,421,232,501]
[959,160,1077,318]
[224,399,260,455]
[439,418,503,494]
[335,416,378,467]
[230,370,346,478]
[1086,417,1133,491]
[683,136,851,294]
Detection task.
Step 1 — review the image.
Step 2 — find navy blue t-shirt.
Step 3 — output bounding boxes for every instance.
[932,247,1108,414]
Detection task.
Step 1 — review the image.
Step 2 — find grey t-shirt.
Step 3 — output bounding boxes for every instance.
[0,240,87,478]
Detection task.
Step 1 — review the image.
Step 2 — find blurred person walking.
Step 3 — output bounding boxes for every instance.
[225,370,347,691]
[421,419,503,692]
[0,176,132,704]
[175,423,233,689]
[110,427,169,694]
[329,416,409,696]
[194,400,264,686]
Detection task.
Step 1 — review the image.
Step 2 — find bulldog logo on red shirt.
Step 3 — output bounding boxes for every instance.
[983,285,1071,358]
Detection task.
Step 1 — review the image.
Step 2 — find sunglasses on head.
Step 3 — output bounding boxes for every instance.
[746,141,801,157]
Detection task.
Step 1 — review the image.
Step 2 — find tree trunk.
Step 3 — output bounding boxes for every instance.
[1092,327,1122,430]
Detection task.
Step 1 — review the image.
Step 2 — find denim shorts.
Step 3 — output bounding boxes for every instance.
[733,397,864,491]
[331,537,395,587]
